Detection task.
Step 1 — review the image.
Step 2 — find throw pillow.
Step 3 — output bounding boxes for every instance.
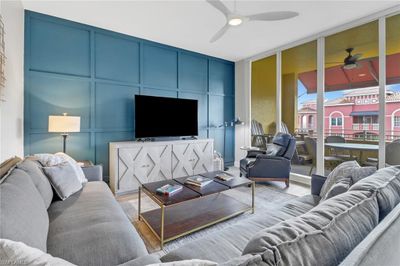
[351,166,377,184]
[34,153,66,167]
[43,163,83,200]
[0,239,75,266]
[148,260,217,266]
[55,152,87,184]
[320,177,351,201]
[319,160,360,198]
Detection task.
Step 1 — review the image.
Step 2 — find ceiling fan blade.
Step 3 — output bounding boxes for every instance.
[210,24,230,43]
[350,53,362,61]
[248,11,298,21]
[206,0,231,17]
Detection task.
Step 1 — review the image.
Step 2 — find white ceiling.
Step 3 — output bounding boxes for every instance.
[22,0,400,62]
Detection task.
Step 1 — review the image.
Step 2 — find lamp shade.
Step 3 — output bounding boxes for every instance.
[48,115,80,133]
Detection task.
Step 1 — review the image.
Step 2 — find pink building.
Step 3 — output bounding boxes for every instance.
[297,87,400,140]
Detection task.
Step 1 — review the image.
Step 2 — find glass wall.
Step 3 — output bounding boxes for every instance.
[282,41,318,176]
[251,55,276,148]
[324,21,379,174]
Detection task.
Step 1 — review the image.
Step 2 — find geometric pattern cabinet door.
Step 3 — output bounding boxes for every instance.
[192,140,214,175]
[109,139,214,195]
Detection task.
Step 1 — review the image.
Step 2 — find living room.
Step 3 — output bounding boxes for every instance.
[2,0,400,265]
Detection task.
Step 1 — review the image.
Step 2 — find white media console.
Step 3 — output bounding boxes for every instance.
[109,139,214,194]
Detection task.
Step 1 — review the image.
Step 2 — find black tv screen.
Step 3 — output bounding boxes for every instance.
[135,95,198,138]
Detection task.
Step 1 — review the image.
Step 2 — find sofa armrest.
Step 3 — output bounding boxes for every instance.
[82,164,103,182]
[117,254,162,266]
[311,174,326,196]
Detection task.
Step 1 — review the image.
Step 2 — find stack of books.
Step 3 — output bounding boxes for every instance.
[214,172,234,181]
[185,175,213,188]
[156,184,183,196]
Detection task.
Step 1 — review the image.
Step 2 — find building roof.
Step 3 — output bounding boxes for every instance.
[343,86,393,97]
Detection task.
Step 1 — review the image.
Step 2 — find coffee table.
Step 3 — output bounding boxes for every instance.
[138,171,255,248]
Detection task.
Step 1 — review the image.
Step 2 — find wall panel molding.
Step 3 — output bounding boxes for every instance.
[24,11,235,179]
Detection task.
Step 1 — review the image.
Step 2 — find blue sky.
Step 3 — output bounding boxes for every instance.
[297,81,400,107]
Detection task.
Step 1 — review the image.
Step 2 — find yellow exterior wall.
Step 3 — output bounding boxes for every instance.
[282,73,297,133]
[251,55,276,134]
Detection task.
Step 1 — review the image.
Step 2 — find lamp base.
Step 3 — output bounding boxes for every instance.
[61,134,68,153]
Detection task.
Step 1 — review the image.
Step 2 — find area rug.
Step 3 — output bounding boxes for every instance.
[119,184,298,255]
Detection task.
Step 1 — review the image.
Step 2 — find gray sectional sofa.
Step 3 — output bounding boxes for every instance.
[0,157,160,266]
[2,156,400,266]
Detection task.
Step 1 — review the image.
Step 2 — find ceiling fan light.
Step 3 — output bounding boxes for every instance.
[228,18,243,26]
[343,63,357,70]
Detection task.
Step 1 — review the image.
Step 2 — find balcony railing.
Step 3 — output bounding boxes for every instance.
[352,123,379,131]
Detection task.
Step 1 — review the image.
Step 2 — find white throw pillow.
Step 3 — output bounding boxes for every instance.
[34,153,66,167]
[56,152,88,184]
[0,238,76,266]
[148,260,217,266]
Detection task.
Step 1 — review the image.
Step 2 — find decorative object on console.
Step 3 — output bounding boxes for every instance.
[156,184,183,196]
[0,15,5,100]
[185,175,213,187]
[215,117,244,171]
[48,113,80,153]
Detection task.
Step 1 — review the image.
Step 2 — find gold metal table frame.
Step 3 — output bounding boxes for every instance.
[138,180,255,249]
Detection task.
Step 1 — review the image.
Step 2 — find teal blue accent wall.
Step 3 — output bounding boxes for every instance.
[24,11,235,179]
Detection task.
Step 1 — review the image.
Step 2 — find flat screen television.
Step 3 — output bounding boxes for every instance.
[135,95,198,138]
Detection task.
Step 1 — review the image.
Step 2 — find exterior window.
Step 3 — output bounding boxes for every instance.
[331,117,342,126]
[394,116,400,127]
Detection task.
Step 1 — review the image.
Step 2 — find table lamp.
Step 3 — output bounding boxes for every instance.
[48,113,80,153]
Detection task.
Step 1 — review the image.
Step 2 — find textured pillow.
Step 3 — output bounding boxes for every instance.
[16,159,53,208]
[34,153,66,166]
[148,260,217,266]
[351,166,377,184]
[56,152,87,184]
[321,178,351,201]
[350,166,400,220]
[0,239,75,266]
[0,169,49,252]
[243,190,379,266]
[320,160,360,198]
[43,163,83,200]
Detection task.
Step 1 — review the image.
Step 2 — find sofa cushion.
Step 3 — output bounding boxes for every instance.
[243,190,379,266]
[349,166,400,220]
[320,160,360,198]
[0,169,49,252]
[351,166,377,184]
[47,181,148,266]
[161,195,319,263]
[0,239,75,266]
[16,159,53,208]
[43,163,83,200]
[321,178,351,201]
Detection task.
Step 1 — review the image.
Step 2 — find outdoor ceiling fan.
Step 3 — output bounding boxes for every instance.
[206,0,299,43]
[327,48,363,70]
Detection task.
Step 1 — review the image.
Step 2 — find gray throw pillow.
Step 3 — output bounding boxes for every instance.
[43,163,82,200]
[243,190,379,266]
[320,160,360,198]
[351,166,377,184]
[17,159,53,208]
[321,177,351,201]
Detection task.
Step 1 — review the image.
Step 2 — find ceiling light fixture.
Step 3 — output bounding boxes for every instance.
[358,73,366,77]
[228,18,243,26]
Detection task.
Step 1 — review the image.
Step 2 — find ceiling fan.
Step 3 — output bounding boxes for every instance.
[206,0,299,43]
[327,48,363,70]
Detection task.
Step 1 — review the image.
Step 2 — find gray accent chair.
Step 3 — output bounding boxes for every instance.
[240,132,296,187]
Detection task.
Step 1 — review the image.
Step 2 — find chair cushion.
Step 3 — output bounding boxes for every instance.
[47,181,148,266]
[350,166,400,220]
[161,195,318,263]
[16,159,53,208]
[243,190,379,266]
[0,169,49,252]
[240,158,255,170]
